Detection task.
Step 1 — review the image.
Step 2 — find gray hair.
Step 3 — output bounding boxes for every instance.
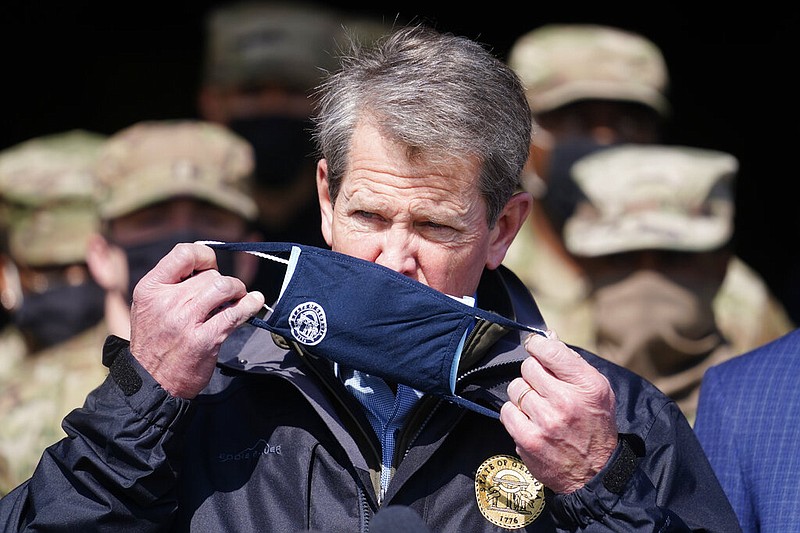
[312,24,532,226]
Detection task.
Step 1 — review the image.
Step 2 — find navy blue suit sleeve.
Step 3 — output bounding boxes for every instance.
[0,343,193,532]
[695,329,800,533]
[694,365,749,529]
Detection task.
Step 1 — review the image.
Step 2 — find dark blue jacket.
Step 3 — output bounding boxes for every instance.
[0,267,740,532]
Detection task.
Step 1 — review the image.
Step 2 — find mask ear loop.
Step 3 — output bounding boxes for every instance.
[194,240,293,314]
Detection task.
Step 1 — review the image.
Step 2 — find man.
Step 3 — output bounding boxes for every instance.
[0,26,739,531]
[198,1,386,301]
[85,119,261,339]
[560,143,757,424]
[502,23,792,353]
[695,328,800,532]
[0,130,108,495]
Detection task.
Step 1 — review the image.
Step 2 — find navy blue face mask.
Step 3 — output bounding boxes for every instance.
[204,241,546,418]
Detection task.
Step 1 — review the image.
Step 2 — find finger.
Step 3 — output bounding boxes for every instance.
[523,332,615,409]
[180,269,252,322]
[507,377,537,409]
[516,385,536,408]
[499,400,540,442]
[523,332,586,383]
[144,242,219,287]
[206,290,266,338]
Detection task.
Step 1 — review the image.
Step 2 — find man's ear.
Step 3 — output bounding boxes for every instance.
[85,233,128,293]
[0,254,22,312]
[486,191,533,270]
[316,159,334,247]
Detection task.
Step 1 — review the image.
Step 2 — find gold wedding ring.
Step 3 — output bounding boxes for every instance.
[517,386,534,407]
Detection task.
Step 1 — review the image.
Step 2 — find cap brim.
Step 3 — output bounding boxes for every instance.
[530,81,669,116]
[99,181,258,222]
[564,211,732,257]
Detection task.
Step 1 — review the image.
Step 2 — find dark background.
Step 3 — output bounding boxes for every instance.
[3,2,799,321]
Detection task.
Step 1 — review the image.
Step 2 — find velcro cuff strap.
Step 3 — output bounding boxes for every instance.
[602,433,643,494]
[102,335,143,397]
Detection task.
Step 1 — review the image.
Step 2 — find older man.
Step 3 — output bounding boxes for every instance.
[0,26,739,532]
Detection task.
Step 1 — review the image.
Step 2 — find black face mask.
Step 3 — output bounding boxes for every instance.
[14,280,105,351]
[541,139,612,234]
[122,231,237,299]
[227,115,317,190]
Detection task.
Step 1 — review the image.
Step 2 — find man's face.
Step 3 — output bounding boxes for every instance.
[529,100,661,180]
[107,198,249,246]
[317,121,515,298]
[107,198,256,291]
[578,249,730,292]
[198,83,314,124]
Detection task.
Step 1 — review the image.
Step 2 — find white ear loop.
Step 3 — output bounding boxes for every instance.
[195,241,297,313]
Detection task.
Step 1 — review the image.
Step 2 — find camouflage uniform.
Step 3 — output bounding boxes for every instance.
[561,145,794,423]
[0,130,108,495]
[0,321,108,495]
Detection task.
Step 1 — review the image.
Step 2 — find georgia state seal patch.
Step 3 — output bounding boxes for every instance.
[288,301,327,345]
[475,454,545,529]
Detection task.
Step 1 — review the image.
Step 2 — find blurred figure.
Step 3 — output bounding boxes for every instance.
[562,144,791,423]
[86,119,261,339]
[198,1,387,302]
[503,23,792,378]
[0,130,108,495]
[695,327,800,532]
[503,24,669,348]
[0,231,25,384]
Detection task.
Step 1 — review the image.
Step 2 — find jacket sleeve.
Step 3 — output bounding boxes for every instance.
[549,398,742,532]
[0,337,193,532]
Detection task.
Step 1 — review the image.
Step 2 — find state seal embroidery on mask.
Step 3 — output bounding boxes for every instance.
[288,301,327,345]
[475,454,545,529]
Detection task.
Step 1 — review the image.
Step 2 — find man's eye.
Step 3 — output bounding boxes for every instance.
[420,220,449,230]
[355,210,378,220]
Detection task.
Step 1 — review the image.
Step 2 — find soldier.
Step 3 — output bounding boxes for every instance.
[86,119,261,340]
[503,24,793,400]
[0,130,108,495]
[561,144,791,424]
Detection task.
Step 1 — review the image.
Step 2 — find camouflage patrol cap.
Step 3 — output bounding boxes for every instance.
[508,24,669,116]
[0,130,104,267]
[93,120,258,221]
[202,1,343,91]
[563,144,738,257]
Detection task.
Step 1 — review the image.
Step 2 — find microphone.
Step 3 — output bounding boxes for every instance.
[370,505,432,532]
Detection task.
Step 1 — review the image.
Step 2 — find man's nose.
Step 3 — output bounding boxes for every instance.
[588,125,618,145]
[374,229,418,278]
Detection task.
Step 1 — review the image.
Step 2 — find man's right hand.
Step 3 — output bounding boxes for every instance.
[129,242,265,398]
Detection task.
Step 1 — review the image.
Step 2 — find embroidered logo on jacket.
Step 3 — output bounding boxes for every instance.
[218,439,282,462]
[475,454,545,529]
[289,302,327,345]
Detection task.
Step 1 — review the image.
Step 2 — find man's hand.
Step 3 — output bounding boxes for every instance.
[500,331,618,494]
[129,242,265,398]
